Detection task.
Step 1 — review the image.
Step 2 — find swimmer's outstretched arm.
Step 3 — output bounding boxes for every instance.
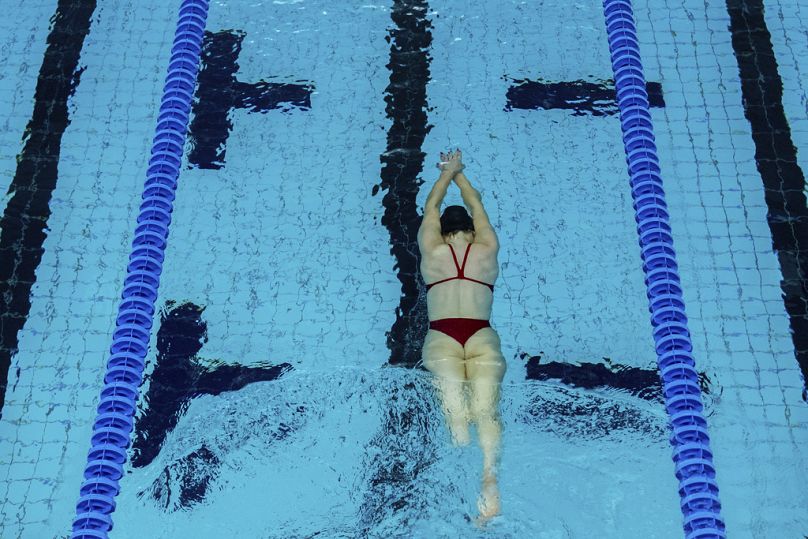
[424,167,454,211]
[454,170,499,248]
[453,170,482,207]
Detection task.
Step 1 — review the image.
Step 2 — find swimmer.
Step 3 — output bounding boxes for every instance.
[417,149,506,526]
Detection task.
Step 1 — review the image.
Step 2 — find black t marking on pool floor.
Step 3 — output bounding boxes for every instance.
[505,78,665,115]
[131,300,294,510]
[187,30,314,170]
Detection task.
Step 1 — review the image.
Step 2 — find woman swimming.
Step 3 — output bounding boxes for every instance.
[417,149,507,526]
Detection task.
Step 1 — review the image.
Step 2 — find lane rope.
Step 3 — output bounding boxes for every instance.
[602,1,726,537]
[71,2,209,537]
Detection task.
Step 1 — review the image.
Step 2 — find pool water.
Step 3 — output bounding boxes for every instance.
[0,0,806,537]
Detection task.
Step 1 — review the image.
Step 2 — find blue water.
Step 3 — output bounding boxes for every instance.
[0,0,806,537]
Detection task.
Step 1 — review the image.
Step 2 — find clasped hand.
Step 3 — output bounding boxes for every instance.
[437,148,465,177]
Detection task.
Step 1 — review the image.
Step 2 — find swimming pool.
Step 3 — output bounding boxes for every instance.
[0,0,806,537]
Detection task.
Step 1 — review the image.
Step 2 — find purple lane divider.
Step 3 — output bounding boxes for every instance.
[71,2,209,537]
[602,0,726,537]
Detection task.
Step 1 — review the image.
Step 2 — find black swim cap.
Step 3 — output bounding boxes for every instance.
[440,205,474,236]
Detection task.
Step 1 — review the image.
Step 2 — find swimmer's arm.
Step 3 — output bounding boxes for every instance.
[454,171,481,204]
[418,170,454,251]
[454,171,499,249]
[424,169,454,210]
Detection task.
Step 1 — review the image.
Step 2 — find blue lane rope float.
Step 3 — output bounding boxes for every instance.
[601,1,726,538]
[71,2,209,537]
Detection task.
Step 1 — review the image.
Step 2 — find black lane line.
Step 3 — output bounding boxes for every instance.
[0,0,97,419]
[358,2,437,534]
[726,0,808,400]
[505,78,665,115]
[375,0,434,368]
[188,30,313,170]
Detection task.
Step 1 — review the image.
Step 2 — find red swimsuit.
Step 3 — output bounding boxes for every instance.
[425,243,495,346]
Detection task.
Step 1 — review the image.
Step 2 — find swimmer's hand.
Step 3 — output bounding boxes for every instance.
[437,148,464,175]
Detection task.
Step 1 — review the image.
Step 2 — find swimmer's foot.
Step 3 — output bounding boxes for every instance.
[474,473,501,528]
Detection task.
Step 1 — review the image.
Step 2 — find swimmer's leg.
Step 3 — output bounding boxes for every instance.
[422,330,470,446]
[465,327,507,524]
